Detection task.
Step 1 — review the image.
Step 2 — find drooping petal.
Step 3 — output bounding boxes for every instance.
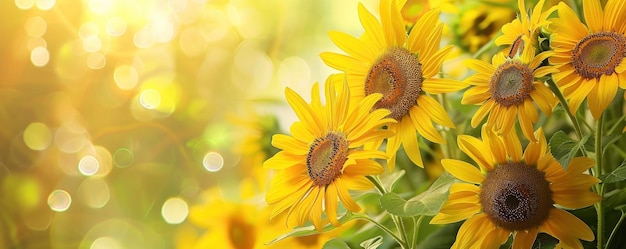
[441,159,485,184]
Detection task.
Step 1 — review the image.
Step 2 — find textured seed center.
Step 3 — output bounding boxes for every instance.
[572,31,626,79]
[490,60,534,106]
[480,162,553,231]
[364,47,422,121]
[228,217,256,249]
[306,132,348,186]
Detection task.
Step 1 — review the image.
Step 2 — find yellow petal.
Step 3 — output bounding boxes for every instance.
[416,94,455,128]
[513,228,538,249]
[271,134,309,155]
[442,159,484,184]
[588,74,618,120]
[481,227,510,248]
[263,151,305,169]
[358,3,385,49]
[334,178,361,211]
[582,0,603,32]
[458,135,495,172]
[410,106,445,144]
[325,184,340,226]
[399,116,424,167]
[422,78,469,94]
[539,208,594,248]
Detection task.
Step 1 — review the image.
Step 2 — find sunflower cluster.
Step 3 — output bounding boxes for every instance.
[263,0,626,248]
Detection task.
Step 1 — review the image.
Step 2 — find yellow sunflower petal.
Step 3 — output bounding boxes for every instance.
[566,79,596,115]
[342,174,374,190]
[271,134,309,155]
[582,0,603,32]
[325,184,340,226]
[502,127,523,161]
[518,101,537,142]
[290,122,315,143]
[512,228,538,249]
[309,188,324,230]
[565,157,595,174]
[319,52,368,72]
[328,31,375,62]
[343,159,384,175]
[441,159,484,184]
[334,178,361,211]
[263,151,305,169]
[410,106,445,144]
[588,74,619,119]
[481,226,510,248]
[422,45,453,78]
[604,0,626,31]
[415,94,455,128]
[464,59,495,75]
[470,101,495,128]
[399,116,424,167]
[358,3,385,49]
[551,188,601,209]
[556,2,590,39]
[407,8,439,52]
[539,208,594,248]
[451,214,493,248]
[430,198,481,224]
[422,78,469,94]
[462,86,491,105]
[458,134,495,172]
[285,87,324,136]
[386,123,402,170]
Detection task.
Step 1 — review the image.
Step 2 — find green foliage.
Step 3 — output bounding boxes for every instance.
[601,160,626,184]
[322,238,352,249]
[548,131,589,169]
[380,173,456,217]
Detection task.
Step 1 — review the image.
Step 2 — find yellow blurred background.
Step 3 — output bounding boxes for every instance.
[0,0,380,248]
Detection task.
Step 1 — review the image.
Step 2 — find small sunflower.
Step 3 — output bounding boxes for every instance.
[549,0,626,120]
[320,0,467,169]
[451,1,516,54]
[431,127,601,248]
[264,77,395,230]
[495,0,555,55]
[462,44,557,141]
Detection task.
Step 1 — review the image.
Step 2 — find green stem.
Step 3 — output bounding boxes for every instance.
[606,209,626,249]
[352,213,405,247]
[366,176,410,249]
[546,79,587,151]
[411,216,424,248]
[594,117,605,249]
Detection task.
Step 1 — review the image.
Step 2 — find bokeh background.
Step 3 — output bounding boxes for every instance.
[0,0,531,248]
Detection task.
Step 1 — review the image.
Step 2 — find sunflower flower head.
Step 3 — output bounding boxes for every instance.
[263,76,395,230]
[321,0,468,169]
[431,127,601,248]
[495,0,556,55]
[451,1,516,54]
[462,42,558,141]
[549,0,626,119]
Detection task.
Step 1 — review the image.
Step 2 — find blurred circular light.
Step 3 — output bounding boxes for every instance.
[88,0,113,15]
[112,148,134,168]
[106,17,127,37]
[133,28,154,48]
[161,197,188,224]
[232,42,273,93]
[178,27,206,57]
[79,22,99,39]
[113,65,138,90]
[35,0,55,10]
[91,237,121,249]
[30,46,49,67]
[48,190,71,212]
[83,35,102,52]
[202,152,224,172]
[151,19,175,43]
[25,16,47,37]
[26,37,47,51]
[78,178,110,208]
[278,56,311,92]
[78,155,100,176]
[87,53,106,69]
[139,89,161,110]
[23,122,52,151]
[15,0,35,9]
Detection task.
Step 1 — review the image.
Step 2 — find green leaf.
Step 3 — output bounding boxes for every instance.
[548,131,588,169]
[266,212,356,244]
[380,170,405,192]
[322,238,351,249]
[601,160,626,184]
[360,236,383,249]
[380,173,456,217]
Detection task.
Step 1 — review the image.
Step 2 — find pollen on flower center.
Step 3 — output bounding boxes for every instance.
[306,132,349,186]
[572,31,626,79]
[490,60,534,106]
[364,47,422,121]
[480,162,553,231]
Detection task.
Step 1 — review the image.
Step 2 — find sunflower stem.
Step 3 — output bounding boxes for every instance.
[352,213,406,247]
[366,175,410,249]
[411,215,424,248]
[594,116,605,249]
[546,78,587,156]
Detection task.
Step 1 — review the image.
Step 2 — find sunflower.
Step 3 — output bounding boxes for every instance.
[495,0,555,55]
[549,0,626,120]
[263,76,395,230]
[320,0,467,169]
[176,188,267,249]
[462,43,558,141]
[451,1,516,54]
[431,127,601,248]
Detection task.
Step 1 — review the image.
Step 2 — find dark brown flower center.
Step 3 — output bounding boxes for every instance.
[480,162,553,231]
[490,60,534,106]
[364,47,422,121]
[572,31,626,79]
[228,217,256,249]
[306,132,348,186]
